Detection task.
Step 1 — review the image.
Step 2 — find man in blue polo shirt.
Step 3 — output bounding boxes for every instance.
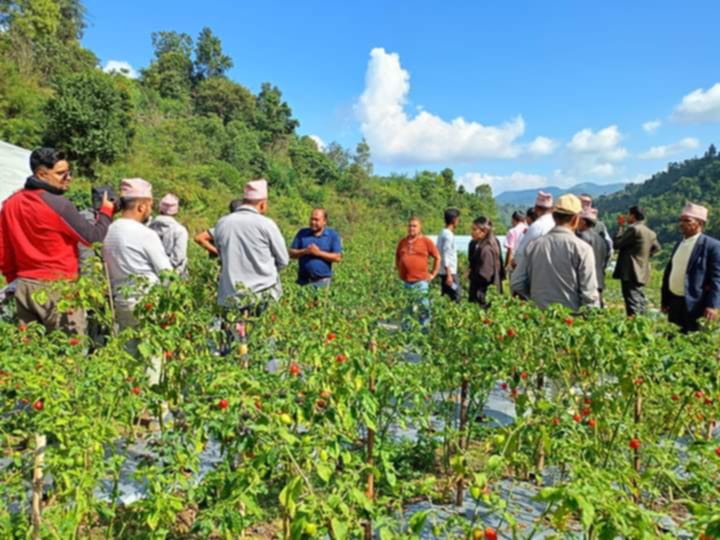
[289,208,342,287]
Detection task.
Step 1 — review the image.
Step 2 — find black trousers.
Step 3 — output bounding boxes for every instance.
[439,274,461,303]
[621,280,646,316]
[469,278,491,308]
[666,292,700,333]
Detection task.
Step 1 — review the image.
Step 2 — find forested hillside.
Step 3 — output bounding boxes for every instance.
[595,146,720,244]
[0,0,497,237]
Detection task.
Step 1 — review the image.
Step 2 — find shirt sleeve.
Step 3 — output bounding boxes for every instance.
[705,241,720,309]
[578,246,599,308]
[171,225,188,271]
[145,231,173,274]
[290,231,302,250]
[43,193,112,246]
[0,211,17,283]
[427,237,440,260]
[504,229,516,250]
[440,232,454,266]
[331,231,342,253]
[510,246,530,298]
[268,221,289,270]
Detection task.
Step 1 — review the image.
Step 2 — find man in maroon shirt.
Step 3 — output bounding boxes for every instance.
[0,148,114,334]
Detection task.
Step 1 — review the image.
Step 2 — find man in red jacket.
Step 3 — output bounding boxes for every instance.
[0,148,114,334]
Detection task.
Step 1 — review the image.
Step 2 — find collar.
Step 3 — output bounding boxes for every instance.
[681,232,702,243]
[24,175,65,196]
[550,225,575,235]
[238,205,260,215]
[311,227,329,237]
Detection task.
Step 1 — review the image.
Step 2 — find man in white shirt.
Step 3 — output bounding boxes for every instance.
[104,178,173,412]
[661,203,720,333]
[436,208,460,302]
[513,191,555,268]
[104,178,173,329]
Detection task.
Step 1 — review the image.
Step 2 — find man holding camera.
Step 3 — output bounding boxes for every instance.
[0,147,115,335]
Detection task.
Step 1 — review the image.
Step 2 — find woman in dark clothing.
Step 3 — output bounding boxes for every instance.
[467,217,503,307]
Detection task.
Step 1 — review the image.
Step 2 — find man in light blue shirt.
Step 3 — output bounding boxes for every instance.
[436,208,461,302]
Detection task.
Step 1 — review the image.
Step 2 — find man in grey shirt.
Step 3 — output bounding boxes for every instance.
[213,179,289,313]
[511,194,599,312]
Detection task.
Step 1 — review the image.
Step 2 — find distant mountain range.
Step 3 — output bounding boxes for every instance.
[495,182,627,207]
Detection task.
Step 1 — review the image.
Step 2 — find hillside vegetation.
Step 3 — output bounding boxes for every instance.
[595,146,720,245]
[0,0,496,239]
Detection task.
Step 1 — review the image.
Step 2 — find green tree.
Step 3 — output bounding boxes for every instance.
[254,82,299,147]
[194,27,233,80]
[324,142,351,171]
[0,57,50,147]
[0,0,95,81]
[290,136,340,185]
[353,137,373,176]
[44,70,133,175]
[142,31,194,100]
[193,77,254,125]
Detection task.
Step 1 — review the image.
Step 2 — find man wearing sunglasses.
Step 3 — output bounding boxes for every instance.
[0,147,115,334]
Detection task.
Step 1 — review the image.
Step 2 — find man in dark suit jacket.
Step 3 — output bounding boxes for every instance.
[577,208,611,307]
[661,203,720,333]
[612,206,661,316]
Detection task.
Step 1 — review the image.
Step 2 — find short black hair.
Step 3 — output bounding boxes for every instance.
[444,208,460,225]
[473,216,491,229]
[30,148,66,173]
[229,199,243,212]
[512,210,526,222]
[119,197,150,211]
[526,207,537,221]
[629,206,645,221]
[552,211,576,225]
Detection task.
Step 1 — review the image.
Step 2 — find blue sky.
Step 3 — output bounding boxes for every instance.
[84,0,720,195]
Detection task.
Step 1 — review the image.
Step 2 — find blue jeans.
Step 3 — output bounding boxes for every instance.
[403,280,431,328]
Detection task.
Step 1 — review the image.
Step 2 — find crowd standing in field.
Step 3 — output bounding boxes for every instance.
[1,147,720,358]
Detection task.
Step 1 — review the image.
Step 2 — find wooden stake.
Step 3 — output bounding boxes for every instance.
[455,378,469,506]
[31,433,47,540]
[364,339,377,540]
[536,373,545,483]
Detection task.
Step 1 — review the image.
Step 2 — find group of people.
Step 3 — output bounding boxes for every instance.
[393,190,720,334]
[0,147,719,343]
[0,148,344,340]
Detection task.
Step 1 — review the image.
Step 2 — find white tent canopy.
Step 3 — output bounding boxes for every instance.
[0,140,31,207]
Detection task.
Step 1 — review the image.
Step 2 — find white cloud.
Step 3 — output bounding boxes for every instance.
[567,125,628,161]
[561,125,628,181]
[103,60,139,79]
[642,119,661,134]
[308,135,326,151]
[638,137,699,160]
[527,136,558,156]
[356,48,530,164]
[673,82,720,123]
[458,171,548,195]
